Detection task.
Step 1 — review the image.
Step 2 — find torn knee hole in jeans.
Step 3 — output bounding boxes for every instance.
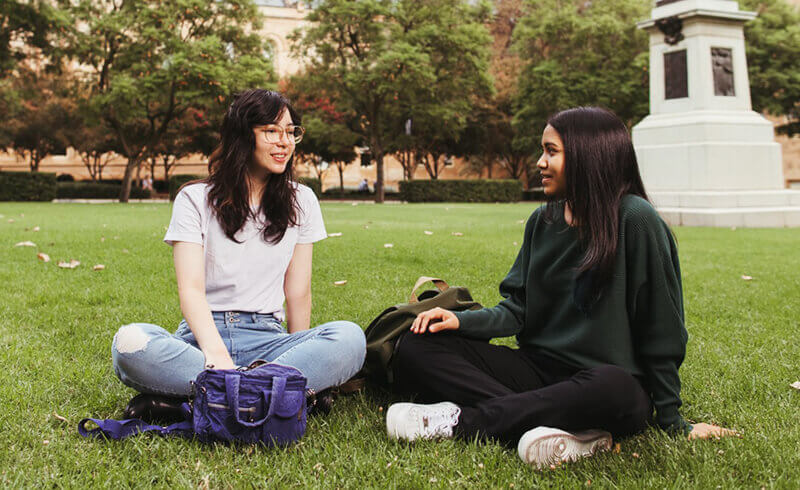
[115,324,151,353]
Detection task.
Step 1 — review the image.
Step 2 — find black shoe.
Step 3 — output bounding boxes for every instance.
[306,388,335,417]
[123,393,187,424]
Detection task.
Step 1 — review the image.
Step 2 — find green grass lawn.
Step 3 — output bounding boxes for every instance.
[0,201,799,488]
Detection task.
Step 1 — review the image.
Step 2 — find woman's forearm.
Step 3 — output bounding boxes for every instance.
[179,288,230,362]
[285,292,312,333]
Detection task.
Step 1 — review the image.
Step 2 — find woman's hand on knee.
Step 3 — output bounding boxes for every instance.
[204,350,236,370]
[688,422,739,440]
[410,307,459,334]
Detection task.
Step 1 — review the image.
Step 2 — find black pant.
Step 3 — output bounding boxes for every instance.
[393,332,652,445]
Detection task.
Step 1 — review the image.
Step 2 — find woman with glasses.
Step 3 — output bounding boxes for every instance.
[111,89,365,421]
[386,107,736,468]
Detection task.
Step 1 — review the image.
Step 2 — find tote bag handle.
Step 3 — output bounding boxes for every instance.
[408,276,449,303]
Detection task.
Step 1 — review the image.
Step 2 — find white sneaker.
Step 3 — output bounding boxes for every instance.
[386,402,461,441]
[517,427,612,469]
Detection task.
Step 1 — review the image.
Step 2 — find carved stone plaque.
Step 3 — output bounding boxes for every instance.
[664,50,688,99]
[711,47,735,96]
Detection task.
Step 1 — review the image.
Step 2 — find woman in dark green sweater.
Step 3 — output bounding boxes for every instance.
[385,107,736,468]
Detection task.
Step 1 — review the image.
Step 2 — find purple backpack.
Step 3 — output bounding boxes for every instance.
[78,361,308,447]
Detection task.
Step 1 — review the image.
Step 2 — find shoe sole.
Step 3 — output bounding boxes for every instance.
[386,402,459,441]
[518,428,612,469]
[386,403,414,440]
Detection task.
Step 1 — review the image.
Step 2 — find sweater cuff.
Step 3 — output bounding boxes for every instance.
[657,405,692,436]
[453,310,492,339]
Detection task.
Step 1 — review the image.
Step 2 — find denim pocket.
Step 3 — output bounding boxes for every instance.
[238,318,284,333]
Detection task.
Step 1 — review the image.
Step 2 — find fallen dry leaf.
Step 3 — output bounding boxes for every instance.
[33,226,40,232]
[15,241,36,247]
[93,264,105,271]
[513,241,518,246]
[790,381,800,390]
[741,275,753,281]
[364,225,369,229]
[121,249,130,254]
[7,219,15,223]
[384,243,394,248]
[42,440,49,446]
[351,202,358,206]
[632,452,640,459]
[451,232,463,237]
[328,232,343,237]
[424,231,433,235]
[333,280,347,286]
[57,259,80,269]
[52,412,69,423]
[613,443,621,454]
[37,253,50,262]
[517,219,525,224]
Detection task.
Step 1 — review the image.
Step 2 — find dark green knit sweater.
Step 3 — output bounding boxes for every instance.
[454,195,689,434]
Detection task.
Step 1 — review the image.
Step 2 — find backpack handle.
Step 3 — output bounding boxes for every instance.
[226,374,286,428]
[409,276,449,303]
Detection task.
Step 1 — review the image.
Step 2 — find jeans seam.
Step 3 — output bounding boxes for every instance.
[270,328,324,365]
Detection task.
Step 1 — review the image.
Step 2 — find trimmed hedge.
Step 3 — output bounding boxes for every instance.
[56,182,151,199]
[0,172,57,201]
[322,189,401,201]
[399,179,522,203]
[521,188,547,201]
[169,175,321,201]
[169,174,204,201]
[298,177,321,198]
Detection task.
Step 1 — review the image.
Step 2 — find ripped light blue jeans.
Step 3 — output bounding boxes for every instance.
[111,312,366,396]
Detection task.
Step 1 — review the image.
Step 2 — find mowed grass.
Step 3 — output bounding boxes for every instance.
[0,201,799,488]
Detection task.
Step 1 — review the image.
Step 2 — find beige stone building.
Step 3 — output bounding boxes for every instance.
[1,0,797,189]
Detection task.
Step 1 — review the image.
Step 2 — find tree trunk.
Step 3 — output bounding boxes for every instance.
[371,136,385,204]
[487,159,493,179]
[338,163,344,191]
[30,149,40,172]
[119,159,138,202]
[162,155,173,182]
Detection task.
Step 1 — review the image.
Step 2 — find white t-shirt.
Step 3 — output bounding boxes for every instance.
[164,182,327,318]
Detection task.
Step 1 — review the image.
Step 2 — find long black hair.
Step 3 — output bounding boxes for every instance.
[206,89,301,244]
[544,107,649,305]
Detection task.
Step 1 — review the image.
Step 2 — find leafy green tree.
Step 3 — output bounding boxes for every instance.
[455,0,536,185]
[63,116,119,182]
[299,116,359,191]
[64,0,274,201]
[512,0,650,153]
[145,107,218,183]
[4,66,74,171]
[0,1,62,76]
[291,0,492,202]
[282,74,362,191]
[740,0,800,136]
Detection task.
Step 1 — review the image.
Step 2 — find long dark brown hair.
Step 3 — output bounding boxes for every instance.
[544,107,649,307]
[206,89,301,244]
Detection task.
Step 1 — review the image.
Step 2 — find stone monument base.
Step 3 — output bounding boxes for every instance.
[651,190,800,227]
[633,110,784,191]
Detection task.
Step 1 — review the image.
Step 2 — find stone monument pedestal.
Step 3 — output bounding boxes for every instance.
[632,0,800,227]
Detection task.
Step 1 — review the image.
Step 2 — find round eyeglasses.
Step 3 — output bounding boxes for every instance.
[260,125,305,144]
